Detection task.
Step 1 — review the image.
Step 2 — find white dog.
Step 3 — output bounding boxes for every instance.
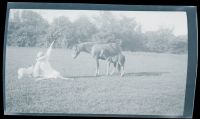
[17,65,34,79]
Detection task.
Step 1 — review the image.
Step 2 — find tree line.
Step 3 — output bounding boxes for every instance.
[7,10,187,54]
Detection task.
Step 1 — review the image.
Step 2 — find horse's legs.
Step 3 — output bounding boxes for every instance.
[106,61,110,75]
[95,59,99,76]
[121,65,125,77]
[110,64,115,75]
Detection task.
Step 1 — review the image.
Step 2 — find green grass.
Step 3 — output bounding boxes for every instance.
[4,47,188,116]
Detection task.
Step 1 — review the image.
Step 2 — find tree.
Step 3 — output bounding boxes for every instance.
[143,27,187,54]
[7,11,22,46]
[144,28,175,53]
[73,15,98,44]
[46,16,75,48]
[169,35,187,54]
[7,10,49,47]
[91,11,145,51]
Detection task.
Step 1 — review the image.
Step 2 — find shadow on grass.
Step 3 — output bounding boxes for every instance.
[125,72,169,77]
[67,72,169,79]
[68,75,103,79]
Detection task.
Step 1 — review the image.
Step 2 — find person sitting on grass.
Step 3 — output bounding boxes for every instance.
[18,40,72,81]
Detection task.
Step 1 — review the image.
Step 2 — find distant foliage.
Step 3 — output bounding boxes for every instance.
[8,11,49,47]
[143,28,187,54]
[7,11,187,54]
[45,16,73,48]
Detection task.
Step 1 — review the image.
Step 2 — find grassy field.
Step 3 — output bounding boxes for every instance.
[4,47,188,116]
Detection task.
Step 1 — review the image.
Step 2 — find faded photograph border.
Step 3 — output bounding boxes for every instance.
[3,2,198,118]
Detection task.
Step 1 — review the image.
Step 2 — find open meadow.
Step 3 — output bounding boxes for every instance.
[4,47,188,116]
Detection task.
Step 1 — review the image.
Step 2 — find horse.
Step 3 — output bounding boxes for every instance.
[101,53,125,77]
[71,42,122,76]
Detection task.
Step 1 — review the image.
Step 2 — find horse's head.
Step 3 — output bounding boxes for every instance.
[72,45,80,59]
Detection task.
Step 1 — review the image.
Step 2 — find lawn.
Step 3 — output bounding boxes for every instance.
[4,47,188,116]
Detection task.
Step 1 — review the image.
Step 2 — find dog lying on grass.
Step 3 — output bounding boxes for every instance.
[17,65,34,79]
[17,64,70,81]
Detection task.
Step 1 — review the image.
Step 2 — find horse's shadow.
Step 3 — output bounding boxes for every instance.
[124,72,169,77]
[67,71,169,79]
[68,75,101,79]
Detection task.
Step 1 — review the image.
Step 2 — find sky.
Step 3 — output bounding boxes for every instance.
[9,9,188,36]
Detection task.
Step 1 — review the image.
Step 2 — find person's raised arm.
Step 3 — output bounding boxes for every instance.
[36,55,46,61]
[46,40,55,57]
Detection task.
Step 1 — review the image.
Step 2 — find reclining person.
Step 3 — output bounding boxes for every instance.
[33,40,71,81]
[18,40,71,81]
